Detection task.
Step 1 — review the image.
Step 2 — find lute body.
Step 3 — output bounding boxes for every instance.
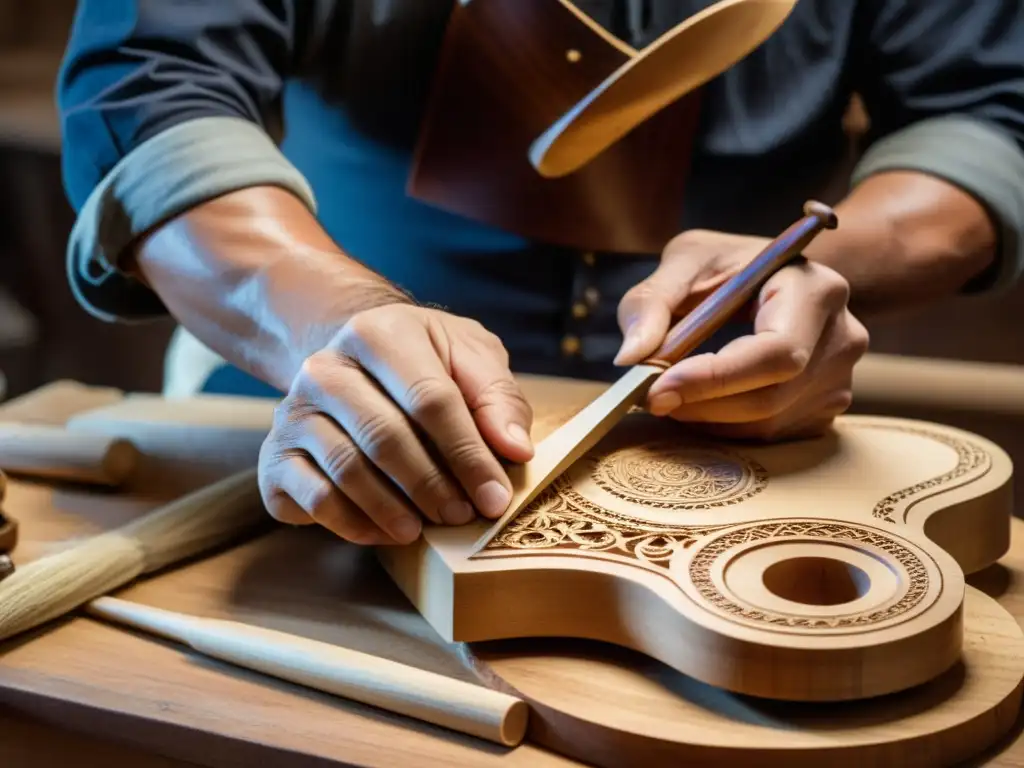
[378,411,1014,702]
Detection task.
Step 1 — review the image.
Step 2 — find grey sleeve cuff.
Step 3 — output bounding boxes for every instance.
[66,116,317,323]
[850,114,1024,296]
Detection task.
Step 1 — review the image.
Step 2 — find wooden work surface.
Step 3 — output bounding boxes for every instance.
[1,377,1024,767]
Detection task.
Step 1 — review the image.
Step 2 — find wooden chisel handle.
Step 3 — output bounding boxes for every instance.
[87,597,529,747]
[0,423,140,486]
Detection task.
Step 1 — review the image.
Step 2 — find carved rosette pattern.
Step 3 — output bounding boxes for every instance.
[686,520,931,629]
[864,423,991,524]
[587,441,768,509]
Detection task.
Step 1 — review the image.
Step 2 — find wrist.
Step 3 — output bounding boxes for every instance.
[132,185,412,390]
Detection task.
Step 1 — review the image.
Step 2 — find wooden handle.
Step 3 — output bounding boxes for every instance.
[86,597,529,748]
[0,423,140,486]
[646,200,838,367]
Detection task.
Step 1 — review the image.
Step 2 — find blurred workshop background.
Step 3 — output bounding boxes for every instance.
[0,3,1021,443]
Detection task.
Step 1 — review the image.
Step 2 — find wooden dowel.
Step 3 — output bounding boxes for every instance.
[854,354,1024,417]
[0,423,140,486]
[86,597,529,747]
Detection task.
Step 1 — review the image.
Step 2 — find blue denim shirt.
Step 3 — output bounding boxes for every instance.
[58,0,1024,391]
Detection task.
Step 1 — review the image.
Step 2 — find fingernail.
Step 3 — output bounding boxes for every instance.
[614,336,637,365]
[442,499,475,525]
[649,392,682,416]
[614,325,644,365]
[507,423,533,451]
[474,480,511,518]
[389,517,422,543]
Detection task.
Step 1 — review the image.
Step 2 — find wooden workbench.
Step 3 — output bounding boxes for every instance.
[1,376,1023,768]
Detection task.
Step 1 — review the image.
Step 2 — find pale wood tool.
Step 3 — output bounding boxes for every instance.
[0,422,140,486]
[0,469,268,643]
[85,596,528,748]
[379,410,1014,702]
[473,200,838,552]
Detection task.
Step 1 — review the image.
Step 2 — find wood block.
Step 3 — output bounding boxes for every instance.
[379,412,1014,703]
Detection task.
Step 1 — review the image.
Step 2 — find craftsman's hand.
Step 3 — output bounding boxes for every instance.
[615,229,869,440]
[258,304,535,545]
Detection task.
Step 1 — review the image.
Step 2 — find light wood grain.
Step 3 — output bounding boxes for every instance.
[0,705,197,768]
[1,376,1023,767]
[460,587,1024,767]
[383,412,1014,703]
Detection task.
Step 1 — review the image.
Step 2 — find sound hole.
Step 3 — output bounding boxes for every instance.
[762,556,871,607]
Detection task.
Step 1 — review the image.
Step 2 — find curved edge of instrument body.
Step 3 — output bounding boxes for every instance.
[376,412,1015,703]
[845,413,1015,576]
[377,525,965,703]
[450,587,1024,768]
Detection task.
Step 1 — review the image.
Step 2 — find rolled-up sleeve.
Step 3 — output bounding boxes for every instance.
[58,0,322,322]
[851,0,1024,295]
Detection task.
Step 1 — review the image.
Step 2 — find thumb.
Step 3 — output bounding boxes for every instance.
[615,265,697,365]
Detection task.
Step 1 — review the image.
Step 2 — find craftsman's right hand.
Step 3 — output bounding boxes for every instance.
[256,304,535,546]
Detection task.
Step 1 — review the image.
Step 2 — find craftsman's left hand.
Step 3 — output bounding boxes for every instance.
[615,229,869,441]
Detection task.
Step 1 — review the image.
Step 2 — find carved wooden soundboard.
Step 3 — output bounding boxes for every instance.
[379,412,1014,704]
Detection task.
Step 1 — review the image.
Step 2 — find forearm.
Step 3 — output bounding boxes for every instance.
[130,185,412,391]
[803,114,1024,315]
[59,0,379,390]
[803,169,998,314]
